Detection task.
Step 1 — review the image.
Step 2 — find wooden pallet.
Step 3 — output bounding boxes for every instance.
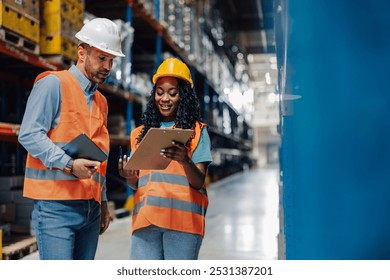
[2,236,37,260]
[0,28,39,55]
[43,54,76,68]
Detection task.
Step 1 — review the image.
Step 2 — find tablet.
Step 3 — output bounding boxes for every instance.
[62,133,108,162]
[124,128,194,170]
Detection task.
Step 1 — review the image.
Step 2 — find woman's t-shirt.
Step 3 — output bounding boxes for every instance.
[160,121,212,165]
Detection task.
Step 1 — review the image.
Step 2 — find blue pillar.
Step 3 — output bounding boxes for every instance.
[15,83,23,175]
[155,0,162,68]
[279,0,390,259]
[126,3,134,136]
[123,1,135,210]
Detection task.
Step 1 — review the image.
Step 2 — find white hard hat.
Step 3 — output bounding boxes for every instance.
[75,18,125,57]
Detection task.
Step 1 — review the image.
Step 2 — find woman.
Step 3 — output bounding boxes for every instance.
[118,58,212,260]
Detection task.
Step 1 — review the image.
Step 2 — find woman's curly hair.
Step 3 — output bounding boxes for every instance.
[136,78,202,144]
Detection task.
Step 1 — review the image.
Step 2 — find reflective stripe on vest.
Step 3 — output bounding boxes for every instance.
[134,172,208,217]
[138,172,207,195]
[25,168,78,181]
[130,122,209,236]
[134,195,206,217]
[25,168,106,184]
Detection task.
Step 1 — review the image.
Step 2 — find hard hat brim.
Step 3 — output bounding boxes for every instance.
[75,33,125,57]
[152,74,193,88]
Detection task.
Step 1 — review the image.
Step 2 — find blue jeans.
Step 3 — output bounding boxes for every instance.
[130,225,203,260]
[32,199,101,260]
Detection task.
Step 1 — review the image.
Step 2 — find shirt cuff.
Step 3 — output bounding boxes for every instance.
[58,154,73,170]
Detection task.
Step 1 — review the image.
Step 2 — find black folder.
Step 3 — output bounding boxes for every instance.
[62,133,108,162]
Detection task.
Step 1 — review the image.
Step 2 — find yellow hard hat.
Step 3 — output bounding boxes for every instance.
[152,58,193,87]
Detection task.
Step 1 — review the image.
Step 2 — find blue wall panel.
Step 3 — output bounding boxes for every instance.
[279,0,390,259]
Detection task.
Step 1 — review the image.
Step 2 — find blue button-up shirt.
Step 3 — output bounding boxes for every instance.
[18,65,108,200]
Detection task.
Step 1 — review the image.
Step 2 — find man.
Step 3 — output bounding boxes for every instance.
[18,18,125,260]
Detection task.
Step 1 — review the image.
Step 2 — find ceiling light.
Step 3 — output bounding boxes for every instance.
[265,72,271,85]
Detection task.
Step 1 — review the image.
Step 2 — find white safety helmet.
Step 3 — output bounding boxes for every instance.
[75,18,125,57]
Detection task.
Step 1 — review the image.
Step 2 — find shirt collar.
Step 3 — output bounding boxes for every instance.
[68,65,98,95]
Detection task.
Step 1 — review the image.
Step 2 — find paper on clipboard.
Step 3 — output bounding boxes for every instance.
[124,128,194,170]
[62,133,108,162]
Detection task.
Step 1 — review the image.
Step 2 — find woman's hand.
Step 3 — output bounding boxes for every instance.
[160,141,190,164]
[118,155,139,189]
[118,155,139,178]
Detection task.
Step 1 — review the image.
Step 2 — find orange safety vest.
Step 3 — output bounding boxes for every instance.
[130,121,209,236]
[23,70,109,203]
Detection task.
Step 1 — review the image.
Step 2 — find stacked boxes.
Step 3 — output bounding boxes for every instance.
[40,0,84,62]
[0,0,40,53]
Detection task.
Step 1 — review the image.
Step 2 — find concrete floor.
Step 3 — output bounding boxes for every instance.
[22,167,280,260]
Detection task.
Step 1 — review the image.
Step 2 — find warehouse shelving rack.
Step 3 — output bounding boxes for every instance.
[0,2,255,258]
[85,0,255,184]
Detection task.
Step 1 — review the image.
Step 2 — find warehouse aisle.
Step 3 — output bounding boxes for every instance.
[21,167,280,260]
[199,167,280,260]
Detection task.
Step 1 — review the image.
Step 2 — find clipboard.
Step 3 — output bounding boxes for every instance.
[62,133,108,162]
[124,128,194,170]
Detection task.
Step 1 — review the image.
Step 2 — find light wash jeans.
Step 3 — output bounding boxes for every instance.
[32,199,101,260]
[130,225,203,260]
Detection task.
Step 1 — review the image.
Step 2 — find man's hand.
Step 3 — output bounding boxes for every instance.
[72,158,100,179]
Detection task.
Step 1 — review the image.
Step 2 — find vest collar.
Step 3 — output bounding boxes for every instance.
[69,65,98,96]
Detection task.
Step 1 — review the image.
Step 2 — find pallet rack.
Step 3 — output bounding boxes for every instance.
[0,0,255,259]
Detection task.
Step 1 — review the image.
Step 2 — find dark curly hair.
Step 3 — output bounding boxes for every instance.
[136,78,202,144]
